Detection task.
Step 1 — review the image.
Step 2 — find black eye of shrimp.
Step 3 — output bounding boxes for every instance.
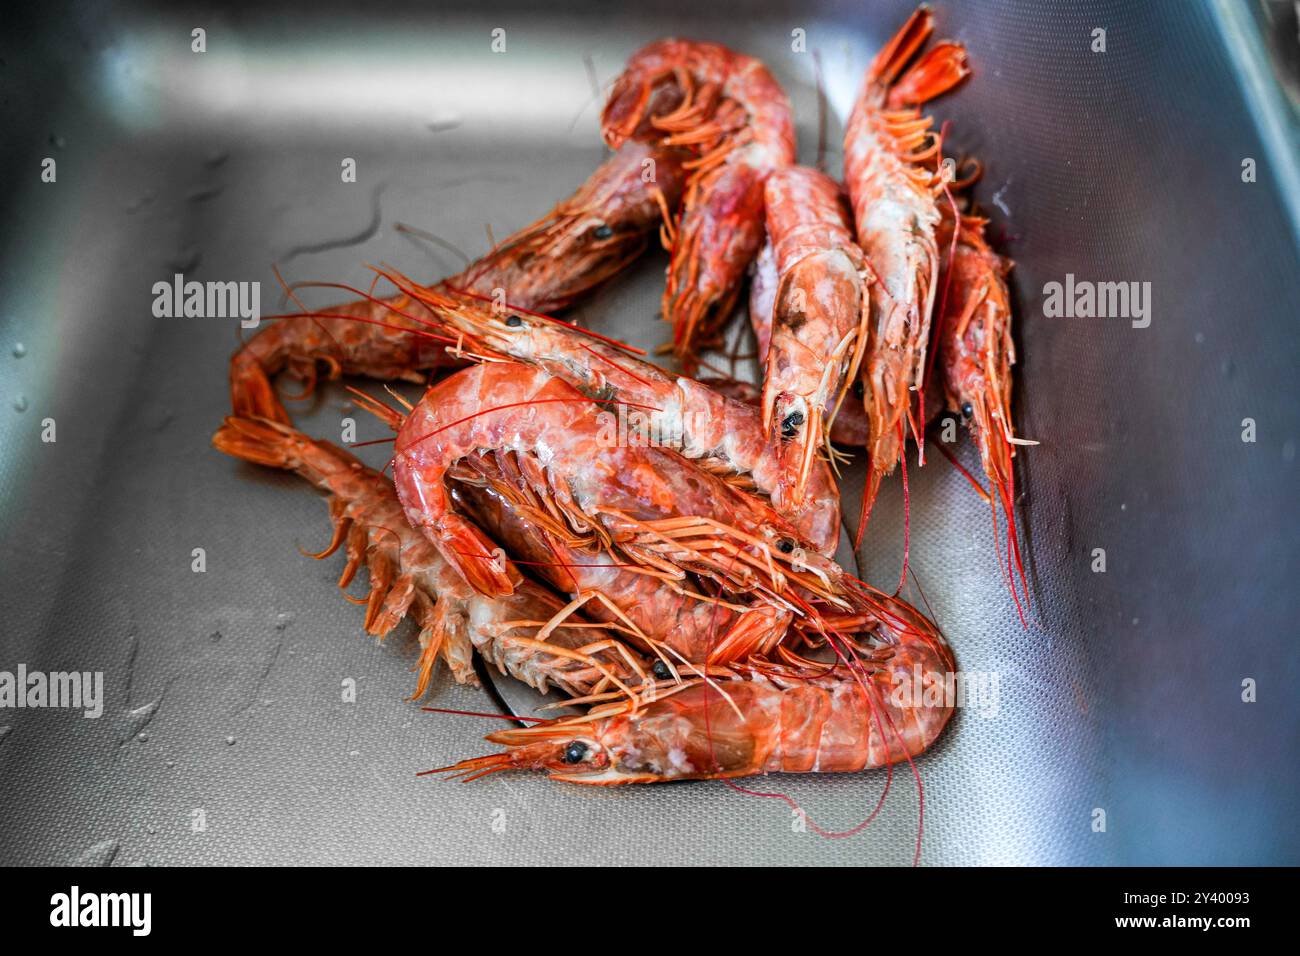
[562,741,589,764]
[505,315,524,328]
[961,401,974,420]
[591,224,613,240]
[652,660,671,680]
[852,380,865,400]
[781,409,804,440]
[777,538,795,554]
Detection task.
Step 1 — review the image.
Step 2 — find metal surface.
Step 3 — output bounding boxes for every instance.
[1,0,1297,866]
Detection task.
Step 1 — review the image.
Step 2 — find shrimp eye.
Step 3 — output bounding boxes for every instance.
[852,380,865,400]
[781,409,804,439]
[652,660,671,680]
[961,401,974,420]
[562,741,589,764]
[592,224,613,240]
[777,537,795,554]
[505,315,524,328]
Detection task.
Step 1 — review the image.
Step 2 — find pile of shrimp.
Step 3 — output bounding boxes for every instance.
[212,7,1030,849]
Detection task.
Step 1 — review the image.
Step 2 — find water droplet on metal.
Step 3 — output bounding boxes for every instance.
[123,701,160,744]
[137,732,149,743]
[209,630,223,643]
[13,395,28,412]
[274,612,295,631]
[11,342,25,358]
[76,839,120,867]
[49,133,66,149]
[225,735,236,745]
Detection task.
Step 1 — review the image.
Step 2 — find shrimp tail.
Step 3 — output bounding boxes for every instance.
[230,352,293,425]
[435,514,519,598]
[871,8,970,107]
[869,6,937,86]
[889,40,970,108]
[211,414,300,468]
[213,416,480,688]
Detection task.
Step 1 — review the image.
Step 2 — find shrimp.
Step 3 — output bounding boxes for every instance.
[936,210,1034,620]
[432,589,955,784]
[758,166,872,502]
[602,39,795,364]
[211,416,649,699]
[389,362,870,628]
[230,142,687,425]
[378,279,841,553]
[448,465,791,666]
[844,7,969,531]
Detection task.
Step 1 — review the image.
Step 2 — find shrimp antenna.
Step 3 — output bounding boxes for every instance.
[394,221,472,268]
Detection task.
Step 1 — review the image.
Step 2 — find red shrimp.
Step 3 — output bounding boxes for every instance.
[388,362,872,633]
[230,142,686,424]
[432,588,956,784]
[936,210,1034,620]
[211,416,648,698]
[844,7,969,532]
[602,39,795,364]
[758,166,872,502]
